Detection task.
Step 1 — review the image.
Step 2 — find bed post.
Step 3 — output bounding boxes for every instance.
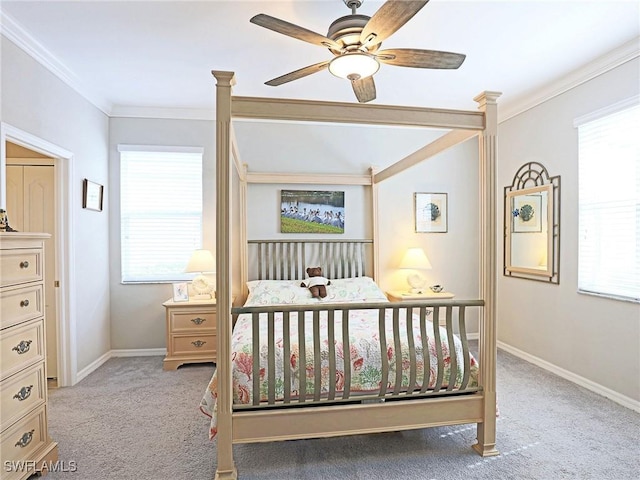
[473,90,501,457]
[212,70,238,480]
[239,163,248,301]
[369,166,379,280]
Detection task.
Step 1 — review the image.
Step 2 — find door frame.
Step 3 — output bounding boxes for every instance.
[1,122,77,386]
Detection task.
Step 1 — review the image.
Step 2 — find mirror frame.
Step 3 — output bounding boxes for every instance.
[504,162,561,284]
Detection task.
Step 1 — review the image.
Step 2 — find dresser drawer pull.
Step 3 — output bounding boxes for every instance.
[20,260,30,269]
[20,299,30,308]
[192,340,206,348]
[191,317,206,325]
[14,385,34,401]
[15,429,35,448]
[12,340,33,354]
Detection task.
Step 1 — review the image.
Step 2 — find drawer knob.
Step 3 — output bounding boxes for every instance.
[192,340,206,348]
[19,260,30,269]
[20,299,30,308]
[15,429,35,448]
[12,339,33,355]
[14,385,34,401]
[191,317,206,325]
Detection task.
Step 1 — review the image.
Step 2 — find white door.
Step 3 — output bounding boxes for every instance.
[6,162,58,379]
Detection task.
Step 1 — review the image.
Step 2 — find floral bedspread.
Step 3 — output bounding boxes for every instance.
[200,307,478,440]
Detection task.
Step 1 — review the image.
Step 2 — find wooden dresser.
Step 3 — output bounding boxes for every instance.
[0,233,58,479]
[162,298,217,370]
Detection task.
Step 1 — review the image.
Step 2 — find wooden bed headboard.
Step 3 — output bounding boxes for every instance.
[248,239,373,281]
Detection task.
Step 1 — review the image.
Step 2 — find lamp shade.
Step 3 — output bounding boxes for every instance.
[399,248,432,270]
[328,52,380,81]
[185,249,216,273]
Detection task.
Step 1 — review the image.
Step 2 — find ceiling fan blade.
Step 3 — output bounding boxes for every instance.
[360,1,429,49]
[351,76,376,103]
[250,14,342,51]
[265,61,330,87]
[376,48,466,69]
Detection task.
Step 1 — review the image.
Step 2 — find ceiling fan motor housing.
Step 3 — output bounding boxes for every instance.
[327,14,379,54]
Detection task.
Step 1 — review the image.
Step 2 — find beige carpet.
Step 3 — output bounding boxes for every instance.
[45,349,640,479]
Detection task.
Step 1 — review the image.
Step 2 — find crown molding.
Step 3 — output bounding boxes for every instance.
[0,11,112,116]
[499,36,640,123]
[110,105,214,121]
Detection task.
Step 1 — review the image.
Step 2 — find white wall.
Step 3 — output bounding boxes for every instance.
[497,58,640,404]
[1,37,111,373]
[108,117,216,350]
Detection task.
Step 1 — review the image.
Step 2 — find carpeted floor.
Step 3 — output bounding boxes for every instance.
[45,348,640,480]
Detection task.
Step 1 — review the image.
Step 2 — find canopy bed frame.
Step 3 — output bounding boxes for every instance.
[212,70,500,480]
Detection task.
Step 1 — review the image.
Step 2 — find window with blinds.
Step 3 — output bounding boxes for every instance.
[119,145,204,283]
[575,99,640,302]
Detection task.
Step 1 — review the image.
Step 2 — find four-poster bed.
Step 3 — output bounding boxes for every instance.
[207,70,500,480]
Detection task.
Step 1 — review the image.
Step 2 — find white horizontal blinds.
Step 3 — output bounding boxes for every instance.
[577,102,640,301]
[119,146,203,283]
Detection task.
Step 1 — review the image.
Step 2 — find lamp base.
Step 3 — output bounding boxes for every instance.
[406,272,427,294]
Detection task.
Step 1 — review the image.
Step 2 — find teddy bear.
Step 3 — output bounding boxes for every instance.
[300,267,331,299]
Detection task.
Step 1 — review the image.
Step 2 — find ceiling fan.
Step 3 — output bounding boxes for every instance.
[250,0,466,103]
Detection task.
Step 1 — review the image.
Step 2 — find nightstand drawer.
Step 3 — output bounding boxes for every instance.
[0,319,45,381]
[1,285,44,330]
[0,249,43,288]
[170,311,217,333]
[0,405,48,467]
[0,362,46,432]
[172,334,217,357]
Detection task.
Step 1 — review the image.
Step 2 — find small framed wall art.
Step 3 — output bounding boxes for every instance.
[415,192,448,233]
[82,179,104,212]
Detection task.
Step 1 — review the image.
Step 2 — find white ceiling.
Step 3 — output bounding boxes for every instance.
[2,0,639,120]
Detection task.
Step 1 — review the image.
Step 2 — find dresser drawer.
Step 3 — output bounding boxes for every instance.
[0,362,46,432]
[172,334,217,357]
[0,319,45,381]
[170,310,216,333]
[0,405,48,469]
[0,285,44,330]
[0,249,43,288]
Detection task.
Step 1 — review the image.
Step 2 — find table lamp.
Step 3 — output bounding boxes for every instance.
[399,247,432,294]
[185,249,216,299]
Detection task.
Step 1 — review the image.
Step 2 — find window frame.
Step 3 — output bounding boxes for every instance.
[118,144,204,284]
[574,96,640,303]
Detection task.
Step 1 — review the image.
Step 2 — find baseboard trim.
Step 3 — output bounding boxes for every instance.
[76,351,111,384]
[75,349,167,384]
[497,341,640,413]
[110,348,167,357]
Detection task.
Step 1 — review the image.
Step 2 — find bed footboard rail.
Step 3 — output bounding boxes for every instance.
[231,300,483,410]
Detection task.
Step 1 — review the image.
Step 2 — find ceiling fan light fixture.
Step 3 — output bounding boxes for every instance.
[328,52,379,81]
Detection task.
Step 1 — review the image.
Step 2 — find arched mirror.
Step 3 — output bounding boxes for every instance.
[504,162,560,283]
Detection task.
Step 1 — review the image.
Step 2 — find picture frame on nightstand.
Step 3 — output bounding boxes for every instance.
[172,282,189,302]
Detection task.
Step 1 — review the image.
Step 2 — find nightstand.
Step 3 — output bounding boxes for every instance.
[386,290,455,325]
[162,298,217,370]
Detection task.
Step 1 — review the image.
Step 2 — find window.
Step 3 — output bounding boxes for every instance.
[119,145,204,283]
[576,99,640,302]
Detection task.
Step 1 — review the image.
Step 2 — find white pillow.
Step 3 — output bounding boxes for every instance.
[245,279,315,306]
[323,277,388,303]
[244,276,388,306]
